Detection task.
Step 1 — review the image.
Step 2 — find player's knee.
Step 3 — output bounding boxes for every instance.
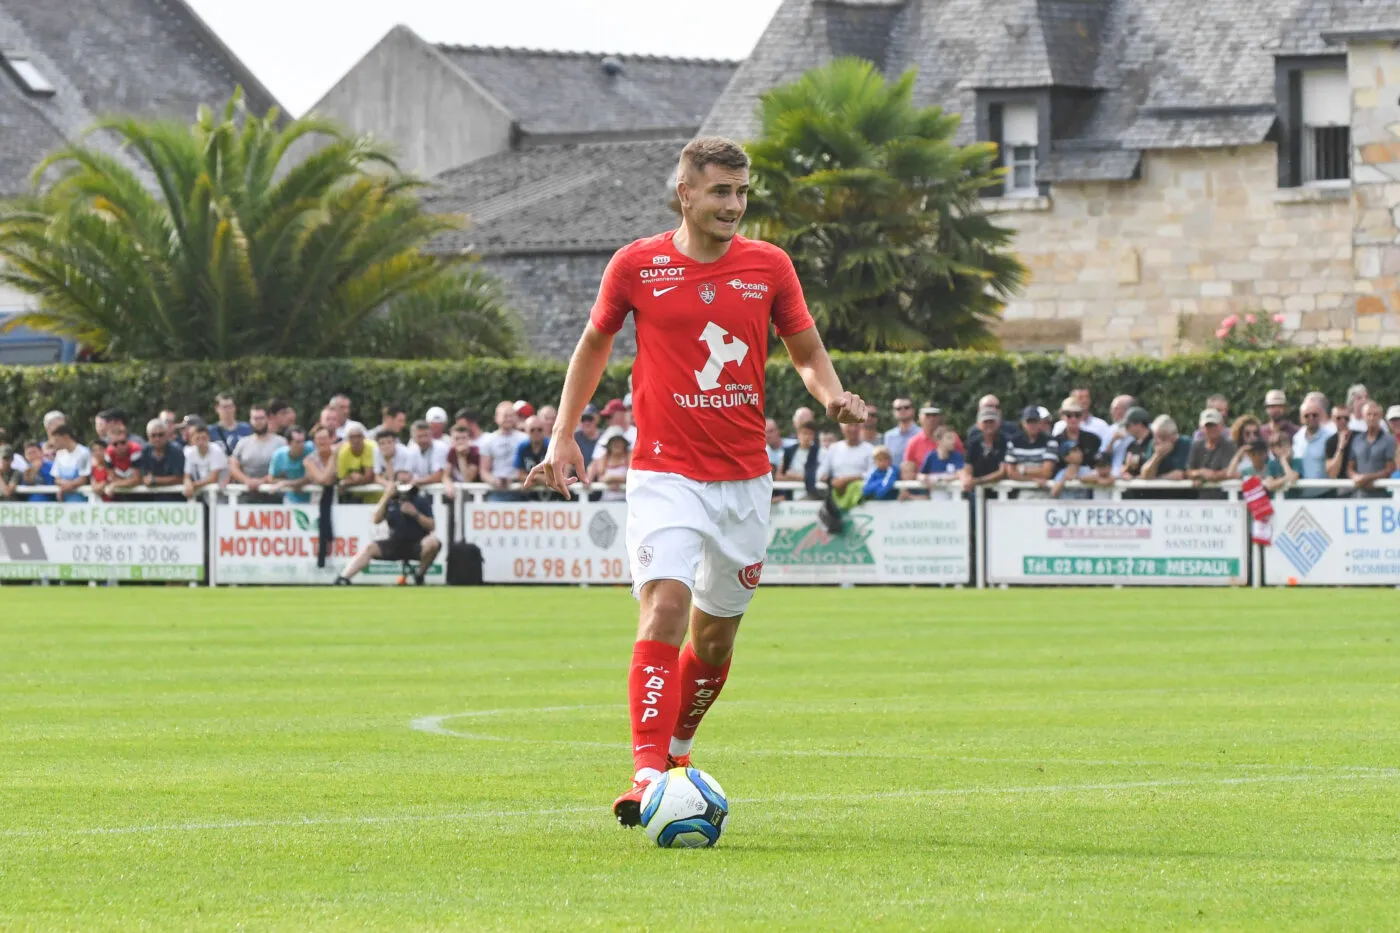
[638,580,690,644]
[691,620,738,665]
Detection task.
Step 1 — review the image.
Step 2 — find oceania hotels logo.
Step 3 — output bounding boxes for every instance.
[1275,507,1332,577]
[727,278,769,300]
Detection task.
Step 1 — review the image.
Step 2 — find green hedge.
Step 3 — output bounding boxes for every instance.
[1,349,1398,441]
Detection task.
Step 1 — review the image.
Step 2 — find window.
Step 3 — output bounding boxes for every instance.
[1002,104,1039,195]
[3,56,55,96]
[1300,69,1349,184]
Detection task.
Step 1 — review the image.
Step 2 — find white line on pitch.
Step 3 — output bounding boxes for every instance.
[4,770,1396,840]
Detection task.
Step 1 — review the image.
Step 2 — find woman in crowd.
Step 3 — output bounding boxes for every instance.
[1230,415,1261,449]
[587,429,630,502]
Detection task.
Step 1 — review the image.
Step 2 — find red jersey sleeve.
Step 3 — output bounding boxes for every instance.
[769,247,815,337]
[589,247,635,335]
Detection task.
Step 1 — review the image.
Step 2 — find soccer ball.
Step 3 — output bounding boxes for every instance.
[638,767,729,848]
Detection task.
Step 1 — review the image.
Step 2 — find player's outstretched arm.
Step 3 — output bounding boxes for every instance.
[525,322,615,499]
[782,326,867,425]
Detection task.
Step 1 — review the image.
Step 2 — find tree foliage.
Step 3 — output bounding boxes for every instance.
[746,58,1025,352]
[0,91,520,361]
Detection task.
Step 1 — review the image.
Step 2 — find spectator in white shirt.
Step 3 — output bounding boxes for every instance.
[49,424,91,501]
[424,407,453,457]
[407,420,448,487]
[182,423,229,498]
[820,422,875,510]
[764,418,785,473]
[373,432,412,488]
[479,407,530,500]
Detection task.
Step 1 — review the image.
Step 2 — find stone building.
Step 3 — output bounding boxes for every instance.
[309,27,736,357]
[705,0,1400,353]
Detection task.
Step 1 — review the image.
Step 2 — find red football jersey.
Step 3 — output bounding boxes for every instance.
[591,231,815,482]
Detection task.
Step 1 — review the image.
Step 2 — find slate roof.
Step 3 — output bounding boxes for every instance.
[422,138,684,255]
[0,0,281,195]
[436,46,737,140]
[702,0,1371,183]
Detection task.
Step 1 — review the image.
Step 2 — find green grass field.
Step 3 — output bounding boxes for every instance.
[2,587,1398,931]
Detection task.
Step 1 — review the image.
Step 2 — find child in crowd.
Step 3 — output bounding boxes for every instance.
[862,446,900,501]
[88,440,111,501]
[914,427,964,501]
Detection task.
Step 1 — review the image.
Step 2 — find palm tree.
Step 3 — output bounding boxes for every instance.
[0,91,520,361]
[746,58,1025,351]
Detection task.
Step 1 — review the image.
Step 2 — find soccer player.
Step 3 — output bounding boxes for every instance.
[525,137,867,826]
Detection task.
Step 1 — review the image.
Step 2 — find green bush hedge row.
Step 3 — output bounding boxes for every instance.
[1,349,1397,442]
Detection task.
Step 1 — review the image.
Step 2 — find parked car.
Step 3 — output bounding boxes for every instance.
[0,313,83,364]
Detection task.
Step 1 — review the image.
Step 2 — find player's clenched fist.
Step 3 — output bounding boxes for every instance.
[826,391,868,425]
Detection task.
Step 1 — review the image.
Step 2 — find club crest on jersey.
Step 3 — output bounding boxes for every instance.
[637,545,654,567]
[738,561,763,590]
[698,282,716,304]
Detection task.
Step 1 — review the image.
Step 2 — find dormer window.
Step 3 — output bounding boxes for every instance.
[1002,103,1039,195]
[1300,69,1349,184]
[2,55,54,96]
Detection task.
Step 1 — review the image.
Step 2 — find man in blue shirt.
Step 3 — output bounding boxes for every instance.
[268,427,313,503]
[209,393,252,457]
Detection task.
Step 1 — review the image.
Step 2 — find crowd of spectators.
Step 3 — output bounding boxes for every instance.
[2,384,1399,510]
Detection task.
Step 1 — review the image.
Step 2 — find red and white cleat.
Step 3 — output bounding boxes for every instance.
[612,778,653,827]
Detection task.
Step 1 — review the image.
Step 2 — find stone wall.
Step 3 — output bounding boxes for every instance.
[995,145,1356,354]
[1347,40,1400,343]
[481,252,637,362]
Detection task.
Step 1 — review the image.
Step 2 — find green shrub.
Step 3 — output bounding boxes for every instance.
[2,348,1397,439]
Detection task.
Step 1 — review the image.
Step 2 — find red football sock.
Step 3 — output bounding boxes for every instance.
[670,642,731,757]
[627,639,681,776]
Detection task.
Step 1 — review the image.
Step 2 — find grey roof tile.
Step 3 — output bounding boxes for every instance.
[1039,146,1141,181]
[437,46,736,138]
[422,138,684,255]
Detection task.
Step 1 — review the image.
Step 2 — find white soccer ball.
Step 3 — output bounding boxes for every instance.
[638,767,729,848]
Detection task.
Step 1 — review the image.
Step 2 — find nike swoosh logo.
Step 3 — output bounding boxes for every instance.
[635,744,655,751]
[652,286,678,297]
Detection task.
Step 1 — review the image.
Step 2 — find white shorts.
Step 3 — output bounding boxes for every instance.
[625,469,772,618]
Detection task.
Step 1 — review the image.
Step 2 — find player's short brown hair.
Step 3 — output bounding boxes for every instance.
[679,136,750,180]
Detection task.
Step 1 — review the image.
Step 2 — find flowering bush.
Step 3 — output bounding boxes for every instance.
[1215,312,1287,351]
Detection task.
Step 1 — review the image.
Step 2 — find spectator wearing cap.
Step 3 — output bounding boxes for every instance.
[967,394,1020,446]
[600,398,627,431]
[49,424,90,501]
[1187,408,1236,498]
[1052,387,1113,447]
[574,404,602,467]
[104,414,146,497]
[424,407,453,460]
[336,422,376,500]
[1388,404,1400,438]
[514,399,536,420]
[1192,394,1231,443]
[210,393,252,457]
[961,406,1009,491]
[883,398,920,464]
[140,417,186,501]
[1260,389,1298,445]
[1292,397,1333,498]
[1348,401,1396,498]
[1141,415,1192,482]
[480,406,529,501]
[182,423,228,498]
[1325,406,1354,481]
[266,398,297,438]
[901,404,963,480]
[1005,405,1057,492]
[587,428,632,501]
[367,404,407,442]
[1051,396,1103,474]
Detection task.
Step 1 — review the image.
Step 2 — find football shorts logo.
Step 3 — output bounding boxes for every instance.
[637,545,654,567]
[738,560,763,590]
[698,282,716,304]
[693,321,750,391]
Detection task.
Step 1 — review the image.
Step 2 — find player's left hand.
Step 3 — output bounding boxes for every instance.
[827,391,868,425]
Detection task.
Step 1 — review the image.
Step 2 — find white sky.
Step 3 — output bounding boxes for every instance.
[186,0,782,116]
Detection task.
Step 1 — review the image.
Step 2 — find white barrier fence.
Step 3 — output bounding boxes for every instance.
[4,479,1398,587]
